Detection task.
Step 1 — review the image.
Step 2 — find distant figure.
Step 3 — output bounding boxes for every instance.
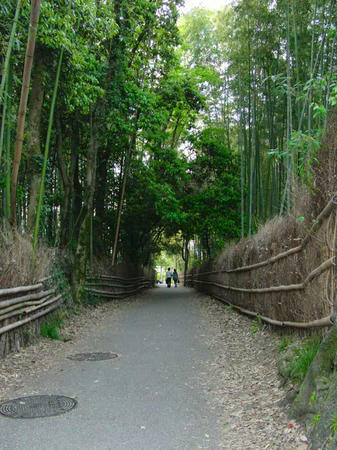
[173,269,179,287]
[166,268,172,288]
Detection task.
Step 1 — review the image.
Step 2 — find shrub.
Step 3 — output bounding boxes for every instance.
[40,314,63,340]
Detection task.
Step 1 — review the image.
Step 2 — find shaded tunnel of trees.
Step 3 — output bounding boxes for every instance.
[0,0,336,299]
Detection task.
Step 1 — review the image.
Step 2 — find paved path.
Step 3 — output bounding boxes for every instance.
[1,287,222,449]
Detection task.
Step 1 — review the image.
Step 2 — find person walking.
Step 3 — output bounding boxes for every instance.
[166,268,172,288]
[173,269,179,287]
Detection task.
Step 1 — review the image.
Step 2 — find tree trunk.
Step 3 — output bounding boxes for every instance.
[32,48,64,260]
[5,68,13,220]
[182,237,190,286]
[112,112,140,266]
[11,0,41,228]
[26,45,45,232]
[56,115,77,248]
[72,115,98,303]
[94,146,109,254]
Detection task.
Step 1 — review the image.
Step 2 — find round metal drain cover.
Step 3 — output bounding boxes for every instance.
[67,352,118,361]
[0,395,77,419]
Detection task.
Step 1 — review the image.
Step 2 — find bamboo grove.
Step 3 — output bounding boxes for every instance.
[0,0,336,297]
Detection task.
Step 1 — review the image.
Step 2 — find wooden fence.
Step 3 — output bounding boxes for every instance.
[85,274,154,299]
[187,194,337,329]
[0,281,63,357]
[0,269,154,358]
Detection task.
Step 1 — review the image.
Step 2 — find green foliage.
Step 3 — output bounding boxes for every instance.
[40,313,63,340]
[2,0,336,287]
[279,335,293,353]
[330,413,337,434]
[49,265,72,305]
[310,391,317,404]
[83,290,101,307]
[312,414,320,426]
[251,315,264,334]
[288,335,322,383]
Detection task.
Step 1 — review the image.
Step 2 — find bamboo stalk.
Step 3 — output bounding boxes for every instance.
[85,290,146,299]
[86,281,150,289]
[0,294,61,322]
[191,257,334,294]
[0,293,54,315]
[212,294,332,329]
[0,283,43,297]
[86,283,150,295]
[11,0,42,227]
[0,78,8,164]
[5,66,12,219]
[0,289,54,308]
[32,48,64,261]
[86,275,147,282]
[0,296,63,336]
[0,0,22,105]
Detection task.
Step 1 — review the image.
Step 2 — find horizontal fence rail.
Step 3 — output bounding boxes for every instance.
[86,275,153,299]
[0,283,64,337]
[187,193,337,329]
[0,268,154,357]
[0,281,65,358]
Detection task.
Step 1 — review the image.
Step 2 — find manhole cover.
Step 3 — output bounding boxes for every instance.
[67,352,118,361]
[0,395,77,419]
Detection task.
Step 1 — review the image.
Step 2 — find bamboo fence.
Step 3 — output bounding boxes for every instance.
[85,275,153,299]
[187,194,337,329]
[0,281,64,357]
[0,267,154,357]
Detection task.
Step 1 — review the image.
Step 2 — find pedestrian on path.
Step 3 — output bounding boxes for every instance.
[166,268,172,288]
[173,269,179,287]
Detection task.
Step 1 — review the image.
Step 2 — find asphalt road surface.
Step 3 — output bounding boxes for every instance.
[1,286,222,449]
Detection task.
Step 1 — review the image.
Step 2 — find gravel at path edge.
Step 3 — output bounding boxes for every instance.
[195,292,308,450]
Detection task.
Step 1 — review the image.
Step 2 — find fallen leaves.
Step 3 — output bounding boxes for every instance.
[196,293,307,449]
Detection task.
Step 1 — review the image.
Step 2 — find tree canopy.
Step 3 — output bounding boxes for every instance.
[0,0,336,296]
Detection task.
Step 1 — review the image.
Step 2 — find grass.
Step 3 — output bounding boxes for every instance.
[288,334,322,383]
[279,335,293,353]
[330,413,337,434]
[40,314,64,340]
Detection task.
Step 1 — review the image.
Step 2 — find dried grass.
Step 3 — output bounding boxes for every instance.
[191,109,337,326]
[313,106,337,214]
[0,227,53,288]
[217,215,305,271]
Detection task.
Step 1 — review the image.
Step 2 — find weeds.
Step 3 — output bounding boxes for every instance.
[279,335,293,353]
[310,391,317,404]
[312,414,320,426]
[288,334,322,383]
[330,413,337,434]
[49,265,72,305]
[251,315,264,334]
[40,313,63,340]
